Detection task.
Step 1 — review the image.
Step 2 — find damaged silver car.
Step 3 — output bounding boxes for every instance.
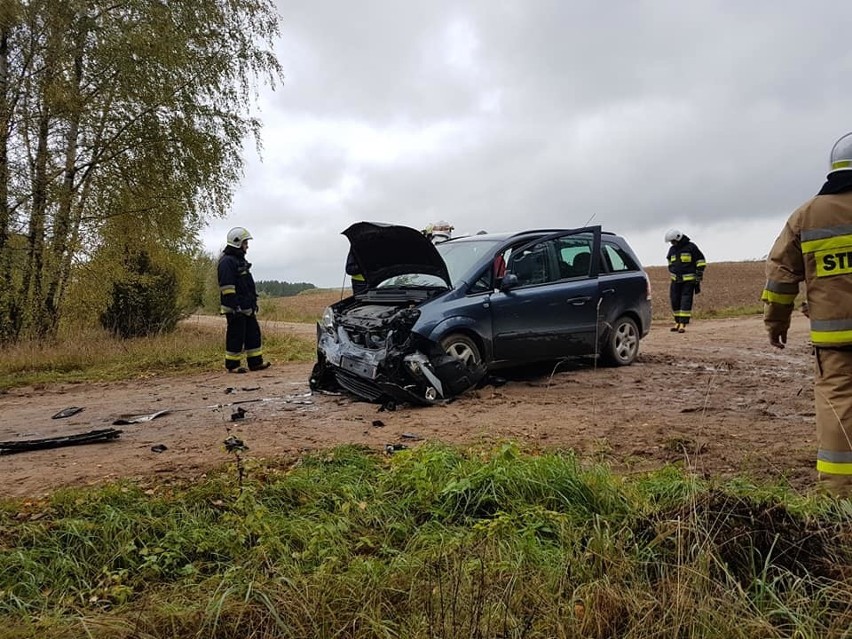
[310,222,652,406]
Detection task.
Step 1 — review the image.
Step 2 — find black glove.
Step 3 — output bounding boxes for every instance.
[694,281,701,294]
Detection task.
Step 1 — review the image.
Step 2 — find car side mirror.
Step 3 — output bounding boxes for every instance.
[500,273,519,291]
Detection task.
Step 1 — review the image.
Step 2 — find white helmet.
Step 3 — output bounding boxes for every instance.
[829,132,852,173]
[664,229,683,243]
[430,220,454,243]
[226,226,252,248]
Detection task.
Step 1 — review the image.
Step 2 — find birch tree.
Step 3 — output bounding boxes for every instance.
[0,0,282,340]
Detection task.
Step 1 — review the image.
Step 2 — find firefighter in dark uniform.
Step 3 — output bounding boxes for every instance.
[218,227,270,373]
[665,229,707,332]
[762,131,852,497]
[346,248,367,294]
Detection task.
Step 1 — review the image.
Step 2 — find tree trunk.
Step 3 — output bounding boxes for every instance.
[23,102,49,337]
[0,23,14,342]
[0,25,9,254]
[45,16,86,326]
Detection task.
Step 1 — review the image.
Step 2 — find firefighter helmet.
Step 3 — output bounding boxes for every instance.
[829,132,852,173]
[664,229,683,243]
[429,220,454,243]
[226,226,252,248]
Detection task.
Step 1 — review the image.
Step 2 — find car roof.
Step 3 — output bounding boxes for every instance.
[445,229,621,243]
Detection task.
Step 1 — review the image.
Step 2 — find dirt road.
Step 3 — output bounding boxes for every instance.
[0,314,817,499]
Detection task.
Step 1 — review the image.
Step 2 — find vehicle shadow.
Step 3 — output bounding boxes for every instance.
[479,356,597,387]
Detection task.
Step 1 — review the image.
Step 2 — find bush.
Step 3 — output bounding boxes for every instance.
[100,252,181,338]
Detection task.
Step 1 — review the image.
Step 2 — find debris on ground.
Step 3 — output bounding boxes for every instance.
[0,428,123,455]
[150,444,168,453]
[112,409,170,425]
[384,443,408,454]
[51,406,84,419]
[231,407,247,421]
[400,432,423,440]
[372,419,385,428]
[223,435,248,453]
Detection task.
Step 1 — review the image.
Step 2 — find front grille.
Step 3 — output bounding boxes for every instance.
[334,369,384,402]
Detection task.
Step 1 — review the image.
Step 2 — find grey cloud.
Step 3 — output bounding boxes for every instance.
[208,1,852,286]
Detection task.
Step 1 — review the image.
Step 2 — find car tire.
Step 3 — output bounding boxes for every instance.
[601,316,640,366]
[440,333,482,368]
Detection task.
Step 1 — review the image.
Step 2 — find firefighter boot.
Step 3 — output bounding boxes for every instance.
[670,323,682,332]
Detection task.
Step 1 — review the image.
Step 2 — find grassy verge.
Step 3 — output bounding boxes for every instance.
[1,444,849,638]
[0,325,315,391]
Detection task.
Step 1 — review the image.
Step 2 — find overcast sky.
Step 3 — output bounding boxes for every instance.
[201,1,852,288]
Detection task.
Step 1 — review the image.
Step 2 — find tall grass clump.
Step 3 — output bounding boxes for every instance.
[0,444,849,638]
[0,325,314,390]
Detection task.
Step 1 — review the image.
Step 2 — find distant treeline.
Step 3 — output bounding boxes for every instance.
[255,281,317,297]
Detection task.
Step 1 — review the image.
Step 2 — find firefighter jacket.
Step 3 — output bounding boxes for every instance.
[762,183,852,347]
[345,249,365,284]
[218,246,258,314]
[666,236,706,283]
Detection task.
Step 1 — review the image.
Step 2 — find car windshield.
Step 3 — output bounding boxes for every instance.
[437,239,503,283]
[375,238,503,289]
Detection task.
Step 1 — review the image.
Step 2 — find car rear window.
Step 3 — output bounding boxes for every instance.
[602,242,640,272]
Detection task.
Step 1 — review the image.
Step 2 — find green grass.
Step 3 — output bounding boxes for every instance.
[0,325,315,391]
[1,444,849,638]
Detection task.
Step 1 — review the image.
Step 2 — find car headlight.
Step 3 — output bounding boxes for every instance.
[321,306,335,334]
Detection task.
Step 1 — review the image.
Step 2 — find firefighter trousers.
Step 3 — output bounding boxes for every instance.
[669,281,696,325]
[813,347,852,497]
[224,312,264,370]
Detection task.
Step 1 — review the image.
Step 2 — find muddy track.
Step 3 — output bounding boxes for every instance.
[0,314,817,498]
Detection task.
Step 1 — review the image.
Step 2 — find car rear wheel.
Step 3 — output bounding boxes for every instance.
[440,333,482,368]
[601,316,639,366]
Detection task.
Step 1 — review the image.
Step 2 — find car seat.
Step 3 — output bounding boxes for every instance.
[513,250,546,285]
[571,252,591,277]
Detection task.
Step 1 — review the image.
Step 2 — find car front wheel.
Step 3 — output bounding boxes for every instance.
[601,316,639,366]
[440,333,482,368]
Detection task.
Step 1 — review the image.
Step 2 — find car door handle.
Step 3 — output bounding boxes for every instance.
[601,288,615,295]
[567,296,591,305]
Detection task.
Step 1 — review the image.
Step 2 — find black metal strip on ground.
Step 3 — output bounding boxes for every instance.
[0,428,123,455]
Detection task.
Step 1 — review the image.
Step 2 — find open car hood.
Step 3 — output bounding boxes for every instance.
[344,222,452,288]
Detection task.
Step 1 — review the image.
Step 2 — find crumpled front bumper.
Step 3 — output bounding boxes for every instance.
[309,324,486,406]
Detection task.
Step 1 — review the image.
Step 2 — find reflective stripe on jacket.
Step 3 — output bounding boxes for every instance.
[762,191,852,346]
[218,246,258,313]
[666,238,706,282]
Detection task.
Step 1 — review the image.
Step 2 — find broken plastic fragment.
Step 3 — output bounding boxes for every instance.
[52,406,84,419]
[223,435,248,453]
[0,429,122,455]
[112,410,170,425]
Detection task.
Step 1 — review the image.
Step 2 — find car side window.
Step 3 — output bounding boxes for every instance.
[469,249,511,294]
[555,235,595,279]
[508,242,551,286]
[469,268,492,294]
[602,243,639,272]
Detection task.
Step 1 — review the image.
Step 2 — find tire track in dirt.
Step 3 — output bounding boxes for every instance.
[0,314,818,498]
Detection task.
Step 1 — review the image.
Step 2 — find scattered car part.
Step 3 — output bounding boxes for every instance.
[384,443,408,454]
[150,444,168,453]
[113,409,170,425]
[231,407,247,421]
[51,406,84,419]
[223,435,248,453]
[0,428,122,455]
